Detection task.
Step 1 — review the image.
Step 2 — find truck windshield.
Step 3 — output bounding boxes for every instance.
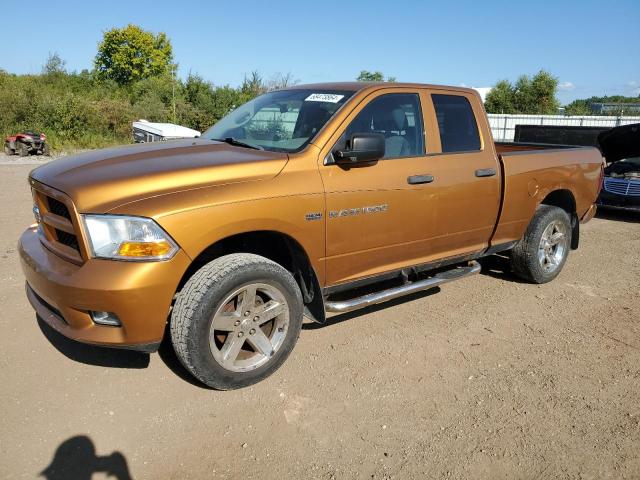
[202,89,354,152]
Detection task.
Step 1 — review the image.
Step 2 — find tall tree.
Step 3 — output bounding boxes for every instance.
[42,52,66,75]
[241,71,266,97]
[94,24,174,85]
[484,80,515,114]
[485,70,559,114]
[356,70,396,82]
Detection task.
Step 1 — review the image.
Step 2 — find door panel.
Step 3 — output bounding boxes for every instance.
[320,89,438,285]
[322,158,438,284]
[425,90,502,255]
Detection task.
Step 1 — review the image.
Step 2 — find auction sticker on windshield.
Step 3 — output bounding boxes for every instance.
[305,93,345,103]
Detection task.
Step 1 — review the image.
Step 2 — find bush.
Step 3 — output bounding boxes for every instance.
[0,68,263,153]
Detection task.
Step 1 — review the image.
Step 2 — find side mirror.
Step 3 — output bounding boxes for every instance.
[334,133,385,165]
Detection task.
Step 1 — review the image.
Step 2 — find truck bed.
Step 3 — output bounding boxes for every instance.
[490,143,604,248]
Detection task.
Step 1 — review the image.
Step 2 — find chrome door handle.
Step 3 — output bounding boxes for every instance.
[475,168,496,177]
[407,174,434,185]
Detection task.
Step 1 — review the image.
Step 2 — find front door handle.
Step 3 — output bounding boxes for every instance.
[475,168,496,178]
[407,174,434,185]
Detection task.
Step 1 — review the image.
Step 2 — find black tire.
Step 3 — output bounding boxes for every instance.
[42,143,50,156]
[511,205,572,284]
[17,142,29,157]
[170,253,304,390]
[3,143,13,156]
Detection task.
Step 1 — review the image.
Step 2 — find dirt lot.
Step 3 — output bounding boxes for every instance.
[1,160,639,480]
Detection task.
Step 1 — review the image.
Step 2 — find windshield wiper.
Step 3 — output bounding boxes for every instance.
[211,137,263,150]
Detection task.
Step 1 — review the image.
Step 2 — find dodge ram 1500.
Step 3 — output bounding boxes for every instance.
[20,82,604,389]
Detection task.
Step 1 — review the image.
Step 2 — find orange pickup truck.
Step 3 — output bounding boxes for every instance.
[19,82,604,389]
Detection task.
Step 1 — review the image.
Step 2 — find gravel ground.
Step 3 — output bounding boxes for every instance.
[0,162,639,479]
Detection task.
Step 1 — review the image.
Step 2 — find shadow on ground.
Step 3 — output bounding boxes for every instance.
[596,208,640,223]
[477,253,530,284]
[41,435,132,480]
[37,315,149,369]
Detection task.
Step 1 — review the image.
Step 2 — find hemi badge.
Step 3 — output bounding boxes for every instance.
[305,212,322,221]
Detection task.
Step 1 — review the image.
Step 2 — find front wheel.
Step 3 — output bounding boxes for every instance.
[3,143,13,156]
[17,142,29,157]
[170,253,304,390]
[511,205,572,284]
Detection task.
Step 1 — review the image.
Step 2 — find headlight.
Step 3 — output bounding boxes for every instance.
[81,214,179,261]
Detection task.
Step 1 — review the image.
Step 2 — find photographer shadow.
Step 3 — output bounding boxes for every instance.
[41,436,132,480]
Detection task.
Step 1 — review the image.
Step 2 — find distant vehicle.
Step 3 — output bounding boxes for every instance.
[4,131,49,156]
[597,123,640,212]
[132,120,200,143]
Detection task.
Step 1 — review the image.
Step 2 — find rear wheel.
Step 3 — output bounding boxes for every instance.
[42,143,50,156]
[511,205,571,283]
[170,253,304,390]
[3,143,12,156]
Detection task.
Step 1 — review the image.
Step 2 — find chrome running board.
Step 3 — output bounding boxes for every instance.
[324,261,481,314]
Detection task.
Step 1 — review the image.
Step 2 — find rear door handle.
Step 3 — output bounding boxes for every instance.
[475,168,496,178]
[407,174,434,185]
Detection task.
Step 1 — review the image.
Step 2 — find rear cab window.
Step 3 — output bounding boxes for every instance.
[431,94,481,153]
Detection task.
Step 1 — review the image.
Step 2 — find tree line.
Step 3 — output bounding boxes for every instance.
[0,25,297,152]
[1,24,636,152]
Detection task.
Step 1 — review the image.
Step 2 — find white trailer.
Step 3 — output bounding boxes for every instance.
[132,120,201,143]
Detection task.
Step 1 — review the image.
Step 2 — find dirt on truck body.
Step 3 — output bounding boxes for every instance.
[19,82,604,389]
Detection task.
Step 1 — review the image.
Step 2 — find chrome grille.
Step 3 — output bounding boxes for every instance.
[604,177,640,197]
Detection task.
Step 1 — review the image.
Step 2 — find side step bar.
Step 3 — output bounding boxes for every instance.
[324,261,481,314]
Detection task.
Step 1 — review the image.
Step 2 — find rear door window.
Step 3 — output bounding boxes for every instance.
[431,94,481,153]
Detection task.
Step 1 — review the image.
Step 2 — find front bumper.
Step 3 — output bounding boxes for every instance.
[597,191,640,212]
[19,226,191,351]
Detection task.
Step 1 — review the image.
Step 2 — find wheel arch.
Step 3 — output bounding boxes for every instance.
[176,230,326,324]
[539,189,579,249]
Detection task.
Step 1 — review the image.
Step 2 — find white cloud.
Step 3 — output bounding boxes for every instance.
[628,81,640,96]
[472,87,492,102]
[558,81,575,91]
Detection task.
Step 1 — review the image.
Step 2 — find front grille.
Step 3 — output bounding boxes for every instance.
[47,197,71,220]
[31,184,84,263]
[55,228,80,251]
[604,177,640,197]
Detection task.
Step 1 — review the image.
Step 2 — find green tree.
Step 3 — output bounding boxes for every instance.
[485,70,559,114]
[528,70,560,114]
[356,70,396,82]
[241,71,266,97]
[564,99,592,115]
[94,24,173,85]
[565,94,640,116]
[42,52,66,75]
[484,80,515,113]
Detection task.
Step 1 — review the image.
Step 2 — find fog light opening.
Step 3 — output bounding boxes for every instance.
[90,311,121,327]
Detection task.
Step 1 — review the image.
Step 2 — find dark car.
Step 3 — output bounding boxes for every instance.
[597,123,640,212]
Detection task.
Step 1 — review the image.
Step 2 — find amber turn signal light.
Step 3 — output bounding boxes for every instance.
[117,241,174,258]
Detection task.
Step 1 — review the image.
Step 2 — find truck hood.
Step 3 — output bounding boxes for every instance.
[598,123,640,163]
[30,139,288,212]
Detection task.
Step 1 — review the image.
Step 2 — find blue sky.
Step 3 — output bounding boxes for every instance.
[1,0,638,105]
